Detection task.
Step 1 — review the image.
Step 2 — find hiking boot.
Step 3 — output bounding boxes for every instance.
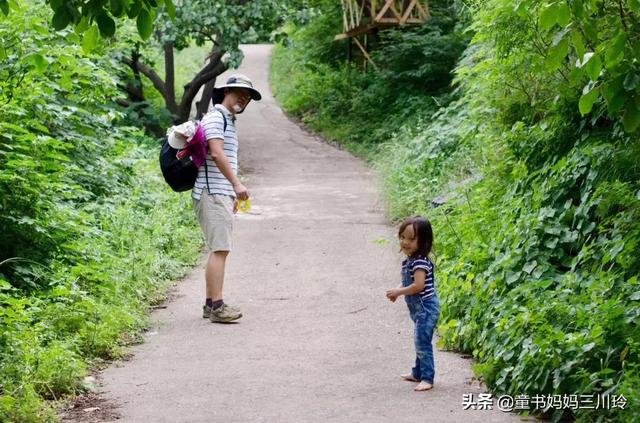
[209,303,242,323]
[203,303,240,318]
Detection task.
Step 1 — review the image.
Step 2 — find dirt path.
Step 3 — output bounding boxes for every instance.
[72,45,522,423]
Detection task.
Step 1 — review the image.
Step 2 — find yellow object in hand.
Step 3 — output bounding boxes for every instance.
[237,198,251,213]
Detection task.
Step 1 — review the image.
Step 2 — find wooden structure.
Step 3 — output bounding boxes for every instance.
[335,0,430,70]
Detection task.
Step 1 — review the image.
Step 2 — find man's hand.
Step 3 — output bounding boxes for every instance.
[233,199,239,214]
[208,138,249,200]
[233,182,249,200]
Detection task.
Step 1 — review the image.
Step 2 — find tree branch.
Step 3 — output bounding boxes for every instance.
[195,44,226,119]
[164,42,176,111]
[122,79,145,102]
[122,56,178,114]
[189,60,226,92]
[178,57,227,122]
[115,98,131,107]
[195,29,218,45]
[196,78,217,120]
[619,0,629,31]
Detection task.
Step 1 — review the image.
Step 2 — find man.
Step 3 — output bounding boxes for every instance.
[192,74,261,323]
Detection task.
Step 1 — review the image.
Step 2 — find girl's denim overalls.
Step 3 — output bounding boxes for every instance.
[402,258,440,384]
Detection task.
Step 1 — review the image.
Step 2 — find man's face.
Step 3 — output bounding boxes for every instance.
[230,88,251,113]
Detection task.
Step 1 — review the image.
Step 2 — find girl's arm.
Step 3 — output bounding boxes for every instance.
[386,283,403,302]
[386,269,426,299]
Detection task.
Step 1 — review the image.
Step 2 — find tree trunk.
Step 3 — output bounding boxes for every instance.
[124,50,145,103]
[196,78,217,120]
[163,42,178,115]
[196,41,229,120]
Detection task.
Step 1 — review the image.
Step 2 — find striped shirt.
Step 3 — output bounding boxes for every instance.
[402,255,436,299]
[192,105,237,201]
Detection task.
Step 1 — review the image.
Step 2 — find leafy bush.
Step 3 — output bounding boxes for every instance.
[0,2,203,420]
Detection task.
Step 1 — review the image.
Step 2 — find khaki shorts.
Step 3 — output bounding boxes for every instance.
[193,192,234,252]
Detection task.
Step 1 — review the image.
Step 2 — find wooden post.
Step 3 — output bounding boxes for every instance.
[364,34,368,73]
[353,36,379,71]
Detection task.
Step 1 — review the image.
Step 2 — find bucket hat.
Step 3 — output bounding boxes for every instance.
[166,121,198,149]
[212,74,262,102]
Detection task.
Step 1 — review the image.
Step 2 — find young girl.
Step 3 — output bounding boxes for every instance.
[386,216,441,392]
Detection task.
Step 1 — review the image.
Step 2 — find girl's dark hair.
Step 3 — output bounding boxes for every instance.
[398,216,434,258]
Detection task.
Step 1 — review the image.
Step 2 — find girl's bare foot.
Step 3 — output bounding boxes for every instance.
[414,381,433,391]
[400,373,419,382]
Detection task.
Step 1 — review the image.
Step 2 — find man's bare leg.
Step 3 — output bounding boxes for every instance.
[206,250,228,301]
[205,250,241,322]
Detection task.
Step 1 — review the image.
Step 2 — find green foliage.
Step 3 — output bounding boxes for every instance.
[0,3,127,280]
[0,0,174,40]
[431,137,640,422]
[0,2,202,420]
[471,0,640,133]
[154,0,290,64]
[375,100,477,218]
[271,0,467,155]
[372,11,467,97]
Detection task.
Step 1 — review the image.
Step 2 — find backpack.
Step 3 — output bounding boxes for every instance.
[159,109,227,192]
